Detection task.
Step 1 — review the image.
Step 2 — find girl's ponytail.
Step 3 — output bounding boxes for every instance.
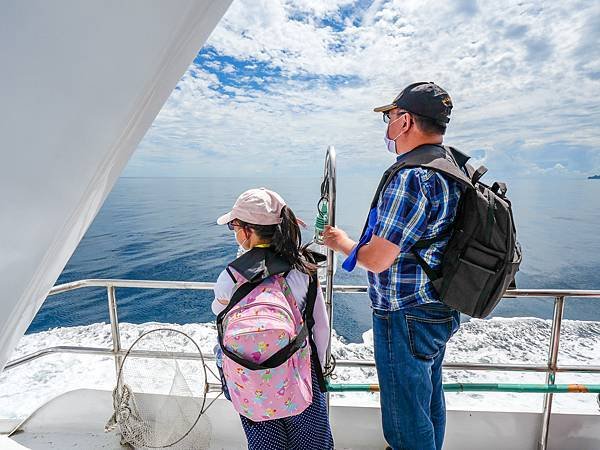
[247,206,316,274]
[272,207,317,274]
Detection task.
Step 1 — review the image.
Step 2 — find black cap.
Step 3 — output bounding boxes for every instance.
[374,82,453,124]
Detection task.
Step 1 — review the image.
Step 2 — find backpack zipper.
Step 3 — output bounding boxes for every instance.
[226,302,296,326]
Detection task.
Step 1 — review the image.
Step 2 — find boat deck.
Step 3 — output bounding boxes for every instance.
[2,389,600,449]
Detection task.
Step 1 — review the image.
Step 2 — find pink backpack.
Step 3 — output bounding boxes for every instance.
[217,268,314,421]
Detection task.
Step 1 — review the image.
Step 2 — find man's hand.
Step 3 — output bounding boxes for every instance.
[322,225,356,256]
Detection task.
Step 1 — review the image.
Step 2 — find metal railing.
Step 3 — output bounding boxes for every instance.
[4,278,600,449]
[322,145,337,409]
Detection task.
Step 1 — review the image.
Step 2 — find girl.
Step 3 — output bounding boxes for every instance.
[212,187,334,450]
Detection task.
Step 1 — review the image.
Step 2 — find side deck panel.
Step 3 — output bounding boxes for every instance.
[6,389,599,449]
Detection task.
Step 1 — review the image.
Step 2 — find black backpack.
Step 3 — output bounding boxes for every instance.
[368,144,521,318]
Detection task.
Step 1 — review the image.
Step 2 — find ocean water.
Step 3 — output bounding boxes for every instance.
[3,319,600,419]
[4,175,600,419]
[28,175,600,343]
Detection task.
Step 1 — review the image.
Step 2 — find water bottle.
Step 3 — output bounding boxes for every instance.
[314,201,328,244]
[310,201,334,285]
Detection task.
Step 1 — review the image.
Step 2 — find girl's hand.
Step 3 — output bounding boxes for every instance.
[322,225,354,255]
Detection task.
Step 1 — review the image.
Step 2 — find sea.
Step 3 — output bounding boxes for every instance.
[2,175,600,419]
[27,175,600,342]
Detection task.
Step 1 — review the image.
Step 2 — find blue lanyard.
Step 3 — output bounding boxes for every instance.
[342,207,378,272]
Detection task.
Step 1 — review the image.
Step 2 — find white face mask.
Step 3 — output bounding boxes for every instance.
[384,116,404,155]
[236,244,248,257]
[234,230,250,257]
[384,132,396,154]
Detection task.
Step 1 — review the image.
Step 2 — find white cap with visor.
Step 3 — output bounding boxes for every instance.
[216,188,286,226]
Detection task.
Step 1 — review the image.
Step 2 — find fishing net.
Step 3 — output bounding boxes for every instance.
[105,328,215,449]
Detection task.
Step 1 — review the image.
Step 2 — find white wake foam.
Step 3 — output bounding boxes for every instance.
[1,318,599,419]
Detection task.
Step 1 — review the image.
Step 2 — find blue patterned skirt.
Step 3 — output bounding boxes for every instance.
[239,360,334,450]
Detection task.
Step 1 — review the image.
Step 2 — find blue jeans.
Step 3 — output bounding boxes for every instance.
[373,303,460,450]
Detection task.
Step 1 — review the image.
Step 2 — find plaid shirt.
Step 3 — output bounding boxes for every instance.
[368,159,462,311]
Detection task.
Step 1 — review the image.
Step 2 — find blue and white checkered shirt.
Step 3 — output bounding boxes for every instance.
[368,157,463,311]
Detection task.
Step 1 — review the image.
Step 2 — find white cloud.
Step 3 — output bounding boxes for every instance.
[221,63,236,74]
[125,0,600,179]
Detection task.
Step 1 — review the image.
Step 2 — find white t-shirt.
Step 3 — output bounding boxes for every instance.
[212,268,330,369]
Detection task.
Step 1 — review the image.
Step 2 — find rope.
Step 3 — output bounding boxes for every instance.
[323,353,337,379]
[105,384,151,447]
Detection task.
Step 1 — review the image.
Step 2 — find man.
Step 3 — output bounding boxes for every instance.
[322,82,461,450]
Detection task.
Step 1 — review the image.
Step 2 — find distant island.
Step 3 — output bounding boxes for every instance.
[589,175,600,180]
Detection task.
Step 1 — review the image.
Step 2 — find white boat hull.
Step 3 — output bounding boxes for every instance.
[0,0,232,372]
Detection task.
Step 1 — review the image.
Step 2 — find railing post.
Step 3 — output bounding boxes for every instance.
[538,295,565,450]
[324,145,336,410]
[107,285,122,386]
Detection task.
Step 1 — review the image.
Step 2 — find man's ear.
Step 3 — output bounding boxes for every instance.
[403,113,413,132]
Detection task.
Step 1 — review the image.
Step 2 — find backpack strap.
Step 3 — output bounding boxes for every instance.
[343,144,474,275]
[302,273,327,392]
[363,160,407,233]
[225,267,237,284]
[216,277,310,371]
[342,161,406,272]
[343,144,468,272]
[409,145,475,282]
[409,227,454,282]
[230,247,292,282]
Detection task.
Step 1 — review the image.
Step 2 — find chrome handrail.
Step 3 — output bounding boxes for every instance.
[323,145,337,409]
[4,345,600,373]
[46,279,600,297]
[5,345,216,370]
[5,279,600,449]
[47,278,216,294]
[7,343,600,376]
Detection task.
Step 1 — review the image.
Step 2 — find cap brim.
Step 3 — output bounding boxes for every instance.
[216,211,234,225]
[373,103,396,113]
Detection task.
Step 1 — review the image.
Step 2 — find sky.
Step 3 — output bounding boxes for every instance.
[123,0,600,179]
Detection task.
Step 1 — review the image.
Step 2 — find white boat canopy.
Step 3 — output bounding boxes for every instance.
[0,0,232,371]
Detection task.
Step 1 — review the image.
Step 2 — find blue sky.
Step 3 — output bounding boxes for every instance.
[123,0,600,179]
